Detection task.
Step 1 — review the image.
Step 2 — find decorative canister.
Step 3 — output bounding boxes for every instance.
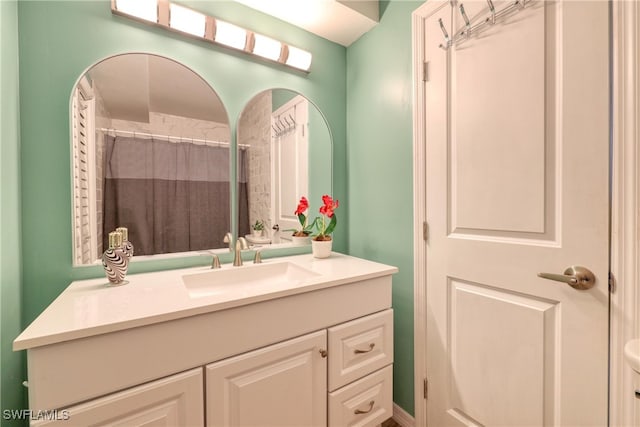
[116,226,134,259]
[102,231,129,285]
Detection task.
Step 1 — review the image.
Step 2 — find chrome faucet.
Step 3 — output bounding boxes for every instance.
[222,233,249,266]
[223,232,233,251]
[233,237,248,266]
[210,254,221,269]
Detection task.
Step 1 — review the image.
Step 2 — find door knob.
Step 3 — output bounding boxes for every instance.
[537,266,596,290]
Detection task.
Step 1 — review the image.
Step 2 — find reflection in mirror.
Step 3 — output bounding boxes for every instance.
[71,54,231,266]
[237,89,332,245]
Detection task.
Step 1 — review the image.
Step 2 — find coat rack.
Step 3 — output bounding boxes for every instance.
[272,114,296,137]
[438,0,531,50]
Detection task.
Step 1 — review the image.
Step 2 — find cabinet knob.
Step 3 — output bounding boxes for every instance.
[319,349,328,358]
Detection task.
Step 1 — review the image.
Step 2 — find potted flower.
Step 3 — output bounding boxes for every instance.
[251,219,265,238]
[286,197,317,246]
[311,195,339,258]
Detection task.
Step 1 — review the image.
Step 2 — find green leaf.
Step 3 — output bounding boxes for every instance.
[298,213,306,227]
[324,215,337,235]
[304,217,318,233]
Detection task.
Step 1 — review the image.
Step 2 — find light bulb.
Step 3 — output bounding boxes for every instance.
[215,20,247,50]
[253,34,282,61]
[169,3,206,37]
[114,0,158,23]
[286,46,312,71]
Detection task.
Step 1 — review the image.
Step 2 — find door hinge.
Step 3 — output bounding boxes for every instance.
[424,378,428,399]
[609,271,615,293]
[423,221,429,241]
[423,61,429,82]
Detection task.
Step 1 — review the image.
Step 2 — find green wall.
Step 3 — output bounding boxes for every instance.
[1,1,25,425]
[17,0,346,327]
[346,0,422,416]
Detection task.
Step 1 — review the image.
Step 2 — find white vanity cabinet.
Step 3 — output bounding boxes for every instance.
[14,254,397,427]
[204,310,394,427]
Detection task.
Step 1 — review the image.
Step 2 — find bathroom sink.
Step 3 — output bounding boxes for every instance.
[182,261,320,298]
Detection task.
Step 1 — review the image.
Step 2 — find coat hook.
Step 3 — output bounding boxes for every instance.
[459,3,471,35]
[438,18,450,50]
[284,116,292,128]
[288,114,296,126]
[486,0,496,24]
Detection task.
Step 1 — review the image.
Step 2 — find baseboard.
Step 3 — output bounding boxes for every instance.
[392,403,415,427]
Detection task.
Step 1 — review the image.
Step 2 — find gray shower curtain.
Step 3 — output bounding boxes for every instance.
[103,135,231,256]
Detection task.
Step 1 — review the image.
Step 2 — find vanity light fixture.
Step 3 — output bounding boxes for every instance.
[111,0,312,72]
[113,0,158,23]
[169,3,206,37]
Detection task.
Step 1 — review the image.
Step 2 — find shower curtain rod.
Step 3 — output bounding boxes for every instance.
[99,128,250,149]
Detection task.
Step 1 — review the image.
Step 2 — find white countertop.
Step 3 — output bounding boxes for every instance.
[624,338,640,374]
[14,253,397,351]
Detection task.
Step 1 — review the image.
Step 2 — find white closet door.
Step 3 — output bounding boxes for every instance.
[418,1,610,425]
[271,96,309,240]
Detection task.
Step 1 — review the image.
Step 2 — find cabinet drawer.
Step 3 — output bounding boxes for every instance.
[328,365,393,427]
[328,309,393,390]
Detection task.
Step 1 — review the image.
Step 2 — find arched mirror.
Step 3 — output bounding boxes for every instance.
[237,89,332,245]
[71,53,231,266]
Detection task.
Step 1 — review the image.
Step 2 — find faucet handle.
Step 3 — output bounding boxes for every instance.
[253,249,262,264]
[211,254,221,269]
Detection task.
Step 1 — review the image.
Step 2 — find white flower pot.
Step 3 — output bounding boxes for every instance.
[311,239,332,258]
[291,235,311,246]
[252,229,263,238]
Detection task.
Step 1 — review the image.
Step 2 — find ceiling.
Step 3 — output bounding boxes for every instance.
[88,55,228,124]
[232,0,379,46]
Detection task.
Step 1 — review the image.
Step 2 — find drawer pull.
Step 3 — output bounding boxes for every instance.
[354,343,375,354]
[319,349,328,358]
[354,400,375,415]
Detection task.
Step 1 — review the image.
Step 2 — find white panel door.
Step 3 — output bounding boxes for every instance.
[272,96,309,241]
[205,330,326,427]
[422,1,609,426]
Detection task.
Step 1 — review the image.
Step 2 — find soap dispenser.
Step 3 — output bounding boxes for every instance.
[102,231,129,286]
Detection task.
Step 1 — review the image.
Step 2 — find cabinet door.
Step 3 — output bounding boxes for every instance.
[33,368,203,426]
[206,330,327,427]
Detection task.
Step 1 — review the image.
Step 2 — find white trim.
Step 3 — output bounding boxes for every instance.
[610,2,640,427]
[411,3,430,427]
[412,3,448,426]
[392,402,415,427]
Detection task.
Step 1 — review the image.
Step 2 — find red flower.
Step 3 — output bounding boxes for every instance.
[319,195,339,218]
[294,197,309,215]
